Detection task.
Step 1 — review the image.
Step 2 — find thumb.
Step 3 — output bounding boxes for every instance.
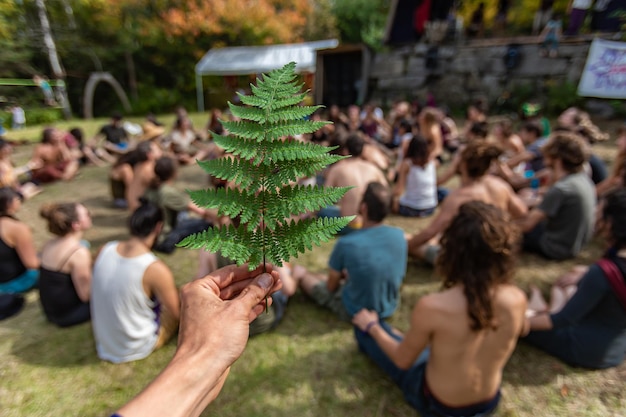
[235,273,274,310]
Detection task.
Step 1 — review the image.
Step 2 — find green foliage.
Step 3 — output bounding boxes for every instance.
[545,81,585,116]
[0,107,63,129]
[331,0,390,49]
[179,62,354,268]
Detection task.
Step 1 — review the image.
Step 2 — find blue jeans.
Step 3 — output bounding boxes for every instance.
[0,269,39,294]
[154,218,212,254]
[354,322,499,416]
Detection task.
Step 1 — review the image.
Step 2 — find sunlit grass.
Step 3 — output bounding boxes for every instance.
[0,117,624,416]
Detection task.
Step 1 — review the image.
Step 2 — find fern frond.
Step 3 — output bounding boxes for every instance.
[197,157,259,189]
[178,225,253,266]
[227,104,266,123]
[265,106,324,123]
[264,217,355,262]
[187,188,258,225]
[220,120,267,141]
[183,62,355,272]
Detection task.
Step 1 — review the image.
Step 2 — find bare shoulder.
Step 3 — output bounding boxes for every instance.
[494,284,527,308]
[145,259,174,281]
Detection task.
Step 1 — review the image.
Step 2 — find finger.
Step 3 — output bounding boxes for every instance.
[249,296,274,322]
[220,270,282,300]
[234,272,276,311]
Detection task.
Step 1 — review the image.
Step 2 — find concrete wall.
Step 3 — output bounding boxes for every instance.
[368,39,593,108]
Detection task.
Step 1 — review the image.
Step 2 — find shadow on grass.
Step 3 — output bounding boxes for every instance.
[505,341,599,387]
[6,295,99,367]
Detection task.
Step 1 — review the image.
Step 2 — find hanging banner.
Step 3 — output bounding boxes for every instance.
[578,38,626,99]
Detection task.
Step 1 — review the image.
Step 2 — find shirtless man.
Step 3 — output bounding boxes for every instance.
[30,127,79,184]
[407,141,527,263]
[320,133,387,230]
[353,201,527,416]
[127,141,162,211]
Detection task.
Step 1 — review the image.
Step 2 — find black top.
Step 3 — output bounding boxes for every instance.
[38,247,83,322]
[0,216,26,283]
[99,124,127,145]
[39,267,83,323]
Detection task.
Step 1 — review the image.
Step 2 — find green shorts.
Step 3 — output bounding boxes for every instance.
[311,282,351,322]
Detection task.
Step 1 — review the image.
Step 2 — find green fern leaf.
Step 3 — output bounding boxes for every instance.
[182,62,353,271]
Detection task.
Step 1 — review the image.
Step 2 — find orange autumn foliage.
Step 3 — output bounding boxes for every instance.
[162,0,310,46]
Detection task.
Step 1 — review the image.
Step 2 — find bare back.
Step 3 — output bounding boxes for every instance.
[325,158,387,216]
[127,160,155,211]
[424,284,526,405]
[447,175,526,219]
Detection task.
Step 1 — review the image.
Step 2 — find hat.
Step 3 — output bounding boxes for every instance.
[140,122,165,141]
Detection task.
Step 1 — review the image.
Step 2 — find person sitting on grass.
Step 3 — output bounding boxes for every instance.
[91,199,180,363]
[126,141,162,212]
[30,127,79,184]
[519,131,596,260]
[352,201,527,417]
[111,264,282,417]
[109,141,154,209]
[0,187,39,294]
[0,138,42,200]
[318,134,388,233]
[407,141,527,265]
[596,124,626,197]
[38,202,92,327]
[392,134,438,217]
[523,188,626,369]
[299,182,407,322]
[144,156,215,254]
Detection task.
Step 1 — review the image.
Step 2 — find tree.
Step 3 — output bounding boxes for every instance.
[161,0,311,48]
[330,0,390,49]
[34,0,72,118]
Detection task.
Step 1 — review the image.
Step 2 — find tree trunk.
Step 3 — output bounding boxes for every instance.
[125,50,139,101]
[35,0,72,119]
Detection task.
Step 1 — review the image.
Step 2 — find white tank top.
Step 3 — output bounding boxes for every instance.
[399,160,438,210]
[91,241,159,363]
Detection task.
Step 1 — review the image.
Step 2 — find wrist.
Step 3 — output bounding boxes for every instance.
[364,319,379,334]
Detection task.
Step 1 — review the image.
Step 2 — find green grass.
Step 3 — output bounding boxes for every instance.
[0,117,625,417]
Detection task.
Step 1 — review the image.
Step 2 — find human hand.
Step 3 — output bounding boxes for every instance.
[352,308,379,332]
[176,264,282,369]
[555,265,588,288]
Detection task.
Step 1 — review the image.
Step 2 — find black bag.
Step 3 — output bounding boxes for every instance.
[0,293,25,320]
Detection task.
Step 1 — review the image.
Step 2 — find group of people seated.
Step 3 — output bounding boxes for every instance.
[1,97,626,417]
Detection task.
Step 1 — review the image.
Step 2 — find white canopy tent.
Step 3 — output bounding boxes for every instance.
[195,39,338,111]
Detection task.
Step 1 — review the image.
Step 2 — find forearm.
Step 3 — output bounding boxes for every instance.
[527,313,553,332]
[368,323,405,367]
[116,351,230,417]
[409,227,436,251]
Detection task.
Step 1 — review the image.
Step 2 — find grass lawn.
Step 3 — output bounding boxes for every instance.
[0,115,625,417]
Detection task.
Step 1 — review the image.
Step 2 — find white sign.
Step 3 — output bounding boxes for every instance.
[578,38,626,99]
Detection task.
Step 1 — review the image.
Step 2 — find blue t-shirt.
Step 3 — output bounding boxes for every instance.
[328,225,407,318]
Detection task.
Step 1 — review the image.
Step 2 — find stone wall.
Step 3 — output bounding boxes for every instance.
[368,38,594,109]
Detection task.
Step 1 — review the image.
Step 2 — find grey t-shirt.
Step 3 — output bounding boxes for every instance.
[538,171,596,259]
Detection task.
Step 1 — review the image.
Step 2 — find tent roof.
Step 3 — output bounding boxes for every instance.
[195,39,339,76]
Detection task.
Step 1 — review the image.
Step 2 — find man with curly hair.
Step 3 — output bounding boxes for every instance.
[520,131,596,260]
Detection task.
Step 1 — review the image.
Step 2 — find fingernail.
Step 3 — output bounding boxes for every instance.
[257,273,272,290]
